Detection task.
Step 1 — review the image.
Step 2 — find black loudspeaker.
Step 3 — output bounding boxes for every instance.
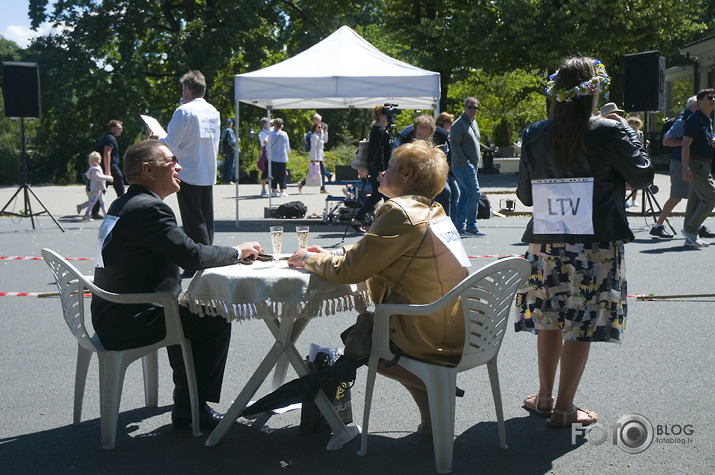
[623,51,665,112]
[1,62,41,118]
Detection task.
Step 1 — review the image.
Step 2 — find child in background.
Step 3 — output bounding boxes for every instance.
[77,151,113,220]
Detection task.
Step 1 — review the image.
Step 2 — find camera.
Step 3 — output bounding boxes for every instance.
[381,103,401,124]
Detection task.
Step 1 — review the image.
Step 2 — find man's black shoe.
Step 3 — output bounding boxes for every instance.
[91,213,104,220]
[698,226,715,238]
[171,403,224,430]
[649,226,673,239]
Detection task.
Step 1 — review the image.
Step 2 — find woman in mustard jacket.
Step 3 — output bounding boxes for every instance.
[289,141,469,435]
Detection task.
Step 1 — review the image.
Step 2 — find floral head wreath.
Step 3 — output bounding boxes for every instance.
[545,60,611,103]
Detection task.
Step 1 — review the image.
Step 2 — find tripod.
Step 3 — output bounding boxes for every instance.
[0,118,65,231]
[625,185,674,235]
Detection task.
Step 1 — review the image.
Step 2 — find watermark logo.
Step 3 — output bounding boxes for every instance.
[572,413,694,454]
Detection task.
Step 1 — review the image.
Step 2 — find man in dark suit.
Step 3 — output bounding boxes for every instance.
[91,139,260,429]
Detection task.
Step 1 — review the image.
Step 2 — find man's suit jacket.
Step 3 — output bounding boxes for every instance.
[91,184,239,349]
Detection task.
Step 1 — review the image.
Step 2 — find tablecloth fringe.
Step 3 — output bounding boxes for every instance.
[179,290,372,322]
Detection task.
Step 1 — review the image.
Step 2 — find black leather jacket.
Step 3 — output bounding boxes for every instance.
[517,117,654,244]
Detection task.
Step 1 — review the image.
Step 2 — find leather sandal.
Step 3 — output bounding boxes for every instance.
[523,393,553,417]
[547,406,598,427]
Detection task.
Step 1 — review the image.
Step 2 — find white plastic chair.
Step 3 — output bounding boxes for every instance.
[358,257,530,473]
[41,248,201,449]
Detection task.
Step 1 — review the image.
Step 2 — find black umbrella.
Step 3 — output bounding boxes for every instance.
[242,356,365,416]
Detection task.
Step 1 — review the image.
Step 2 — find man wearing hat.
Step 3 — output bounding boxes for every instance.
[220,118,238,184]
[599,102,625,120]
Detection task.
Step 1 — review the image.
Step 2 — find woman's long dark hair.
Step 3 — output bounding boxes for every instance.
[549,57,598,167]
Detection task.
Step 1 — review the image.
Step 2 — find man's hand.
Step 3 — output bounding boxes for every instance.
[235,242,261,260]
[682,168,692,182]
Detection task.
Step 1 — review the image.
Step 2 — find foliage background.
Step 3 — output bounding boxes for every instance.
[0,0,712,185]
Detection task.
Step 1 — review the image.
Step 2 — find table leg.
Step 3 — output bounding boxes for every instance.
[269,317,309,391]
[205,316,295,447]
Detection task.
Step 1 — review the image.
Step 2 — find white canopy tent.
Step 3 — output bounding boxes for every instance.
[232,25,441,225]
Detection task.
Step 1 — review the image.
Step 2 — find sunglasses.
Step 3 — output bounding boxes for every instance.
[708,95,715,100]
[466,105,478,111]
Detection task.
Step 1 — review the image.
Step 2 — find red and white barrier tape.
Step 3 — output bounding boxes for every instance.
[1,256,92,261]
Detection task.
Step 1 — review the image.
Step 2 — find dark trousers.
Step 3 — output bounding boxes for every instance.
[222,152,235,184]
[94,305,231,405]
[354,167,385,222]
[92,167,125,216]
[168,306,231,406]
[177,181,214,246]
[270,161,287,190]
[434,181,451,216]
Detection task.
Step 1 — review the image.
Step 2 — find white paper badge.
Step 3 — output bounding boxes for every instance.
[429,216,471,267]
[199,113,220,139]
[94,215,119,268]
[532,178,594,235]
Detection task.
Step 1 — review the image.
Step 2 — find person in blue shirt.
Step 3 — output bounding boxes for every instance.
[680,88,715,247]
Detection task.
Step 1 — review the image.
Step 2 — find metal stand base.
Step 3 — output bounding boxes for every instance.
[0,183,65,232]
[626,186,674,235]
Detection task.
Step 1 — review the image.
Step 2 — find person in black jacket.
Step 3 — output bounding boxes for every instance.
[91,139,260,430]
[350,104,392,233]
[515,57,653,427]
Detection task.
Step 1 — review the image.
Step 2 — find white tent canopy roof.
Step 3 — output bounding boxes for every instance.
[234,26,440,110]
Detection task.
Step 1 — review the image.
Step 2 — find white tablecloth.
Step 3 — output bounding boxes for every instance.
[179,260,369,322]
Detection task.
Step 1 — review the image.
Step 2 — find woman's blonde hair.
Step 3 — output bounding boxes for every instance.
[391,140,448,199]
[88,151,101,166]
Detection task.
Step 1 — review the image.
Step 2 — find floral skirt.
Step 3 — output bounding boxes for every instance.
[513,242,627,343]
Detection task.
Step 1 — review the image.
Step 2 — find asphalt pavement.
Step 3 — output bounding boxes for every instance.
[0,172,712,474]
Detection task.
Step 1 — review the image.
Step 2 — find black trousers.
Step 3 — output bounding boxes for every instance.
[94,305,231,405]
[177,181,214,246]
[168,306,231,406]
[354,167,385,222]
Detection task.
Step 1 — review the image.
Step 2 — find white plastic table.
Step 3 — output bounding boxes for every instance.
[179,258,364,449]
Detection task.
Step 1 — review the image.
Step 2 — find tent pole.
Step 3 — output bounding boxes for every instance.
[434,98,440,117]
[239,99,245,229]
[267,108,272,209]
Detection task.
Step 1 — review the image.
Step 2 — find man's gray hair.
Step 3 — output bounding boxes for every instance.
[464,97,478,107]
[180,70,206,97]
[686,95,698,109]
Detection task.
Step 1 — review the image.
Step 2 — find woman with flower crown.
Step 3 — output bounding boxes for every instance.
[514,57,653,426]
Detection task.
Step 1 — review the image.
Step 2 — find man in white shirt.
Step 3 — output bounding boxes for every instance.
[159,71,220,274]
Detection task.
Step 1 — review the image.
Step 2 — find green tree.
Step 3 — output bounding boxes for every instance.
[450,69,546,147]
[26,0,289,183]
[489,0,708,105]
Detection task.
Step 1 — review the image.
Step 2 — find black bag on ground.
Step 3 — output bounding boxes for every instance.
[276,201,307,218]
[477,194,491,219]
[299,351,353,434]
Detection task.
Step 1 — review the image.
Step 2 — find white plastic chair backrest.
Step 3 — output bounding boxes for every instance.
[42,248,101,353]
[456,257,530,372]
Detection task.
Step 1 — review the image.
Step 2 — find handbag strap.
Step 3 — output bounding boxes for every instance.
[385,204,433,301]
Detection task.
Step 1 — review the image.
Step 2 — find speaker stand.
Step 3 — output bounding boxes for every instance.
[0,118,65,232]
